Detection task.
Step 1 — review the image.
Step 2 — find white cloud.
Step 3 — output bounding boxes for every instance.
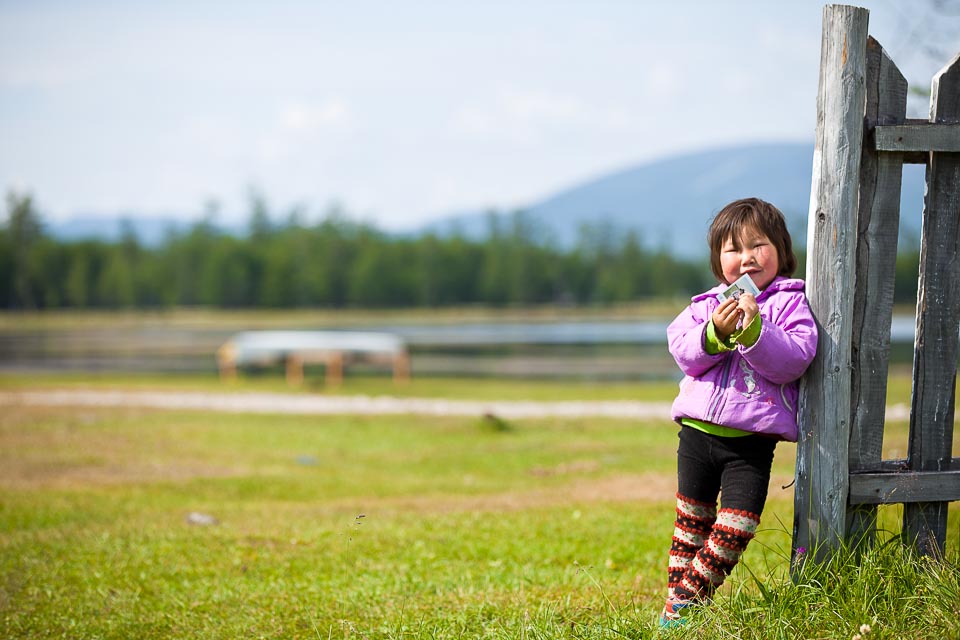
[448,90,583,139]
[449,89,637,147]
[255,98,355,164]
[644,62,684,100]
[279,99,352,134]
[501,91,585,123]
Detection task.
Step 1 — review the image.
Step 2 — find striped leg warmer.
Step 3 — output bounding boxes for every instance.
[674,508,760,600]
[667,493,717,600]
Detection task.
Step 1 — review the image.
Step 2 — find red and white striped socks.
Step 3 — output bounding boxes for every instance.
[667,493,760,601]
[667,493,716,599]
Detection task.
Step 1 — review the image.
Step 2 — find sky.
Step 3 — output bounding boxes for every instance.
[0,0,956,231]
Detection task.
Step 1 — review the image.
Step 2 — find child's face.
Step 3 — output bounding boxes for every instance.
[719,227,780,289]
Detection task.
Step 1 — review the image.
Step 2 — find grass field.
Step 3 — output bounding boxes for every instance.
[1,374,959,638]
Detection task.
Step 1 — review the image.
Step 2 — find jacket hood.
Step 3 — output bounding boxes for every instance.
[691,276,805,303]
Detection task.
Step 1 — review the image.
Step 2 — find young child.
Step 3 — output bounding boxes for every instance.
[659,197,817,627]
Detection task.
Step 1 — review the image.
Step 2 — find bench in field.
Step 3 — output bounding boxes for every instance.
[217,330,410,386]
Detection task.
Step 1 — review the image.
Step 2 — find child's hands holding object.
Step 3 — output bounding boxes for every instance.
[712,298,742,340]
[711,294,759,340]
[712,274,760,340]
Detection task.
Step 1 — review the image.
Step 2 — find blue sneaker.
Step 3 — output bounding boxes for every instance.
[658,597,695,629]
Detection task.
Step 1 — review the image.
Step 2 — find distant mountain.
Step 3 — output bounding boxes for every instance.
[422,142,928,258]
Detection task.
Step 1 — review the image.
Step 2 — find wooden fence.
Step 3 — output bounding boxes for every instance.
[793,4,960,565]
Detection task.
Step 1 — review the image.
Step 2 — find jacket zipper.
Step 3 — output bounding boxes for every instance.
[706,356,734,423]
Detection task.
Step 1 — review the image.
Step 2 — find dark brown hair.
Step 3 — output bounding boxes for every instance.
[707,197,797,283]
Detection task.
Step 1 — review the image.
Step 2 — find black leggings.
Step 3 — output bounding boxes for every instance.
[676,425,777,515]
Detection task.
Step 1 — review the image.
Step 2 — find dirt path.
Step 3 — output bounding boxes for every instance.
[0,389,675,419]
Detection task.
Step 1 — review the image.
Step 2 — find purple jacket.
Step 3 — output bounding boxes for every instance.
[668,276,818,442]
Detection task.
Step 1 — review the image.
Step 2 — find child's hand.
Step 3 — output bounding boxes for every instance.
[737,293,759,328]
[712,297,742,340]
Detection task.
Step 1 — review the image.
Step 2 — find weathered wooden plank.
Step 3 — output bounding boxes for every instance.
[904,51,960,558]
[874,123,960,152]
[793,5,869,569]
[847,37,907,545]
[876,457,960,472]
[850,469,960,504]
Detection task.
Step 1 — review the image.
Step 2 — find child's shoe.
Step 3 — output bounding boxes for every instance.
[658,597,694,629]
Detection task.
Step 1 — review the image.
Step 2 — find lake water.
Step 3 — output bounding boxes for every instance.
[0,316,923,380]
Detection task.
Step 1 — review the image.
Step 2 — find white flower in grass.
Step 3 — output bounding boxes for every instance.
[852,635,861,640]
[859,624,872,634]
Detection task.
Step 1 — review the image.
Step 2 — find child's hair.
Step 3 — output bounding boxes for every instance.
[707,197,797,283]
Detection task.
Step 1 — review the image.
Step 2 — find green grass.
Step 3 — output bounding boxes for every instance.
[1,378,958,638]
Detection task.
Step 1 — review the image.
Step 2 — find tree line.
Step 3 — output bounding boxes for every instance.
[0,191,920,310]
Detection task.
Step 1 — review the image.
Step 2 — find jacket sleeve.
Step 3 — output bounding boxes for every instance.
[739,292,818,384]
[667,301,729,378]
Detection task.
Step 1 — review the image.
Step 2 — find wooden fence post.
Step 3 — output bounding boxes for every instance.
[393,351,411,384]
[846,37,907,547]
[326,352,344,387]
[793,4,869,567]
[903,52,960,556]
[285,354,304,387]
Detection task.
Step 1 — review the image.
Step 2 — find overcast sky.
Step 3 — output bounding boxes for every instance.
[0,1,955,230]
